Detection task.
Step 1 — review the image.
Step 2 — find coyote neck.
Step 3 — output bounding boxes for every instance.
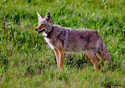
[46,26,54,38]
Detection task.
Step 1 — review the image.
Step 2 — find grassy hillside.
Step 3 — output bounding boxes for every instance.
[0,0,125,87]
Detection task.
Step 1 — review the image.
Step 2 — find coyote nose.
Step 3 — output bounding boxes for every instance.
[35,29,37,31]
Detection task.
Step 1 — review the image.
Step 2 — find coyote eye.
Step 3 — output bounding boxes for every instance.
[41,24,45,26]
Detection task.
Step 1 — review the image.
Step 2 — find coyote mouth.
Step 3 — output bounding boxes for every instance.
[36,29,45,33]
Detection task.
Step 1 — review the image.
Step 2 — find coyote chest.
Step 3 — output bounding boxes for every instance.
[44,37,55,49]
[43,32,55,49]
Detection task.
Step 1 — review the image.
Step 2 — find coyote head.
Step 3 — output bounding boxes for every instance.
[35,12,52,33]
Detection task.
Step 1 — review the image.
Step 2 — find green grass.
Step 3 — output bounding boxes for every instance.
[0,0,125,87]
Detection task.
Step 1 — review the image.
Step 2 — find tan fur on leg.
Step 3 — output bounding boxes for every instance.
[87,50,99,70]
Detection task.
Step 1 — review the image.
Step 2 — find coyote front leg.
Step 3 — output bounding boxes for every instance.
[95,54,104,67]
[54,48,59,67]
[58,49,64,70]
[87,50,99,70]
[54,40,64,70]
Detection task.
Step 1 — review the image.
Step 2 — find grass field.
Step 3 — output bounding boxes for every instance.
[0,0,125,87]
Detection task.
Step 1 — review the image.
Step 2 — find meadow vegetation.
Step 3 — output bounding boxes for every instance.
[0,0,125,87]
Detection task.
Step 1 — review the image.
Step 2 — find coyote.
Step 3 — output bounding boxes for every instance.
[35,12,112,70]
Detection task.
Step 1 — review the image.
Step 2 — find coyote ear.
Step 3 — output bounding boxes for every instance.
[45,12,51,21]
[37,12,44,20]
